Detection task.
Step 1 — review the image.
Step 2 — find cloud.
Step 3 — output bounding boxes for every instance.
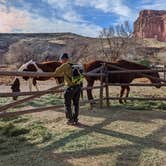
[42,0,69,9]
[0,0,7,4]
[0,3,101,36]
[140,0,166,10]
[0,4,30,32]
[62,10,84,23]
[24,15,101,36]
[74,0,131,17]
[43,0,132,20]
[42,0,85,23]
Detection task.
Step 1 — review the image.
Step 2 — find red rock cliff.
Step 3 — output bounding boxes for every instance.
[134,10,166,41]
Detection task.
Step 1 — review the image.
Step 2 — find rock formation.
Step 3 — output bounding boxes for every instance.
[134,10,166,41]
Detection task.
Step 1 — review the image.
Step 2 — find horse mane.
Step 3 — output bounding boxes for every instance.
[116,59,150,70]
[39,61,62,65]
[84,60,108,72]
[84,59,150,72]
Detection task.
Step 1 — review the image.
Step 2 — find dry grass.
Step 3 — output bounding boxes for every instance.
[0,89,166,166]
[0,75,166,166]
[143,38,166,48]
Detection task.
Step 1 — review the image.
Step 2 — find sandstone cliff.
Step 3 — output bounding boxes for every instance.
[134,10,166,41]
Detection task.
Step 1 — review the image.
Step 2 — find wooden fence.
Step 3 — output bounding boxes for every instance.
[154,64,166,80]
[0,65,166,117]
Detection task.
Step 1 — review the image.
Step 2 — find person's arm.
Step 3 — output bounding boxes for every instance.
[54,63,66,77]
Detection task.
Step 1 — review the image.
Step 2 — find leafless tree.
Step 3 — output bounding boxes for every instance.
[99,21,139,62]
[61,38,90,63]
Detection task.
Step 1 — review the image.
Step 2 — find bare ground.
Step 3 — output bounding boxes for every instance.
[0,77,166,166]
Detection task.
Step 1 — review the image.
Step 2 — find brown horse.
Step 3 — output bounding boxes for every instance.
[11,60,64,100]
[84,60,161,103]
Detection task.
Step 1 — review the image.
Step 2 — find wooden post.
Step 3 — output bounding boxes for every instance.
[99,64,104,108]
[164,65,166,80]
[105,64,110,107]
[90,101,93,110]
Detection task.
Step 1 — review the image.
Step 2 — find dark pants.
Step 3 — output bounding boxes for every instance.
[64,85,81,122]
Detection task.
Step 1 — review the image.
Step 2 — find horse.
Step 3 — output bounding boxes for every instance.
[84,60,161,103]
[11,60,64,100]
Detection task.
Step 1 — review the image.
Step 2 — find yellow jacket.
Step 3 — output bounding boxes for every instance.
[54,62,75,87]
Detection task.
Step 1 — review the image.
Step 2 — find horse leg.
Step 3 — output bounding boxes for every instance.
[33,79,39,91]
[87,79,95,101]
[124,86,130,103]
[119,86,125,104]
[28,78,33,91]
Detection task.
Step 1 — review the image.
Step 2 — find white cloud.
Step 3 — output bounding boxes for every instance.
[0,3,101,36]
[0,4,30,32]
[42,0,85,23]
[74,0,131,17]
[26,15,102,36]
[43,0,132,20]
[62,10,84,23]
[43,0,69,9]
[141,0,166,10]
[0,0,7,4]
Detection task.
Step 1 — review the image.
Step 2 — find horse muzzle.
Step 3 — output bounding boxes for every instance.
[155,84,161,88]
[13,96,18,100]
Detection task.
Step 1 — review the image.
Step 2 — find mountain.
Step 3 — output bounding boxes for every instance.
[0,32,166,66]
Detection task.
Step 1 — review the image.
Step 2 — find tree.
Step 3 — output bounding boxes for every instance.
[60,38,90,63]
[99,21,139,62]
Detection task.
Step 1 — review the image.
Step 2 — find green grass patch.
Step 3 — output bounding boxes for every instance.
[0,92,165,165]
[0,115,52,157]
[110,100,166,111]
[14,94,63,108]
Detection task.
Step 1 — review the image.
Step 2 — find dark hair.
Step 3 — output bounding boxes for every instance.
[59,53,69,60]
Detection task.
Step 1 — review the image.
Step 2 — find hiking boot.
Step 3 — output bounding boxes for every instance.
[74,119,80,125]
[73,117,78,124]
[66,120,74,125]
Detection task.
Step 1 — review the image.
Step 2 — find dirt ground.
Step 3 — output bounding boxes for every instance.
[0,72,166,166]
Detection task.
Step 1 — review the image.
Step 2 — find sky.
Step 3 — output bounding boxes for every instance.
[0,0,166,37]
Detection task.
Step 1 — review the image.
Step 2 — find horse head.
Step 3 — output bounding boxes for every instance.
[148,70,161,88]
[11,78,20,100]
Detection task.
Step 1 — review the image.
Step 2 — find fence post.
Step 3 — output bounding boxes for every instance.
[105,64,110,107]
[164,65,166,80]
[99,64,104,108]
[90,99,93,110]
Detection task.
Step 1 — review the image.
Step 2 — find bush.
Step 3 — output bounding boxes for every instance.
[138,59,151,67]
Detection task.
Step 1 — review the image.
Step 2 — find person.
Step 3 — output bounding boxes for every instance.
[54,53,83,125]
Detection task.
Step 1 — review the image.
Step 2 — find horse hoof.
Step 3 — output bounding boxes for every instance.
[89,99,96,105]
[92,101,96,104]
[119,100,123,104]
[13,97,18,100]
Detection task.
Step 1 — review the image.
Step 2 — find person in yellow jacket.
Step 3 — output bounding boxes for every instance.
[54,53,82,125]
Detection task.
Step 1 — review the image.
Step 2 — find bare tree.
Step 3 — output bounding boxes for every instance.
[99,21,139,62]
[61,38,90,63]
[74,43,90,63]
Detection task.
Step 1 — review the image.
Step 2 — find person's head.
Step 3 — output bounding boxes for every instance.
[59,53,70,64]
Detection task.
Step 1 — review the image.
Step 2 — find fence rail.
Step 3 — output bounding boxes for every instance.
[0,65,166,118]
[0,69,166,77]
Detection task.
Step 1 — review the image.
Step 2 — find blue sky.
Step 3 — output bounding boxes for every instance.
[0,0,166,36]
